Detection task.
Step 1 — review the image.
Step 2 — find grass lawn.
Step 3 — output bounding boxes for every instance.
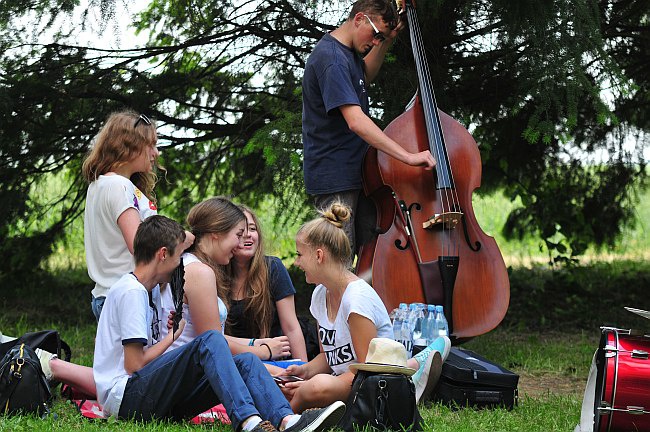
[4,261,649,431]
[0,328,590,432]
[2,184,649,430]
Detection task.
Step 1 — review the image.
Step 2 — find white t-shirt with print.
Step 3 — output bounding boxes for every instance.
[84,174,157,298]
[93,273,160,417]
[310,279,393,376]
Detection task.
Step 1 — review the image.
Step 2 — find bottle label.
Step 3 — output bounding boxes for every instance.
[401,339,413,354]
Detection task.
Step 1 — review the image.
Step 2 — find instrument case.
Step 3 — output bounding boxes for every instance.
[432,347,519,409]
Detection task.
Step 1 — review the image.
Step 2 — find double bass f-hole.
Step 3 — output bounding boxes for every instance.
[395,199,479,254]
[461,213,482,252]
[393,192,413,251]
[393,195,423,262]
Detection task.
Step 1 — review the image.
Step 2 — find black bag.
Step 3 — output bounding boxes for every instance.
[433,347,519,409]
[0,343,53,416]
[338,371,422,432]
[0,330,72,365]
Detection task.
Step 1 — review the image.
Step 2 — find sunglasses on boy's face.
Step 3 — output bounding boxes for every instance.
[363,14,386,42]
[134,113,152,129]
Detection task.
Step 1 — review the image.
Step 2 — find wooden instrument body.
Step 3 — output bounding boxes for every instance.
[358,95,510,339]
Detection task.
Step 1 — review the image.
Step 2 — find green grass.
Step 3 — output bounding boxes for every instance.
[471,188,650,266]
[0,394,582,432]
[5,261,650,431]
[464,329,597,378]
[4,183,649,430]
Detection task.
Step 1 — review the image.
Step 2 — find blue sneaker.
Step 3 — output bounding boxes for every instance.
[412,350,442,403]
[411,336,451,403]
[415,336,451,364]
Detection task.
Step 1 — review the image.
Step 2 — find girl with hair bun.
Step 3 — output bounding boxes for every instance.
[280,202,450,412]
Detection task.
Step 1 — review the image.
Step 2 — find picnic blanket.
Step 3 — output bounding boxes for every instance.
[70,398,230,424]
[63,385,230,424]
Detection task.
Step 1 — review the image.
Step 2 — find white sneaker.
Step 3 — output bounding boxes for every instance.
[0,331,18,344]
[34,348,57,381]
[283,400,346,432]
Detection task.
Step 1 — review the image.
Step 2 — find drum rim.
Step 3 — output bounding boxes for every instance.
[594,328,621,432]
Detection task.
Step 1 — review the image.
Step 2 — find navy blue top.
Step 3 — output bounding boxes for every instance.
[226,256,296,338]
[302,33,370,195]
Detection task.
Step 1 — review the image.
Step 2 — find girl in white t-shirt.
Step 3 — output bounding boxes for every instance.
[281,202,451,412]
[82,110,161,321]
[38,112,195,399]
[29,112,162,399]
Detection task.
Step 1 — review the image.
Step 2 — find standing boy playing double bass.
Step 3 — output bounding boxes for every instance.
[302,0,435,255]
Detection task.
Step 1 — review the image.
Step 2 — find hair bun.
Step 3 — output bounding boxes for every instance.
[322,202,351,228]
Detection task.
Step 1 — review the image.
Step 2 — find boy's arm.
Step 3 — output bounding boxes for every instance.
[123,319,185,374]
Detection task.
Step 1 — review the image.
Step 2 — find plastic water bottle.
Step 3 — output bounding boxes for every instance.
[393,304,409,354]
[391,308,403,341]
[424,304,438,345]
[435,305,449,337]
[399,304,414,357]
[411,303,426,351]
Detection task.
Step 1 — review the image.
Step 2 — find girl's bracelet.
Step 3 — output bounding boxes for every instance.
[260,343,272,361]
[249,338,256,346]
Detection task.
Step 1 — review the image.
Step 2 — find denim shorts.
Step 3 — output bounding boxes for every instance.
[91,295,106,322]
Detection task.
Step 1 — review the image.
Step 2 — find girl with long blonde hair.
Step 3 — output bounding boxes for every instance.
[160,197,292,361]
[225,205,308,361]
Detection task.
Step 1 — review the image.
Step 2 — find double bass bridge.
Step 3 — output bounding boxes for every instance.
[422,211,463,230]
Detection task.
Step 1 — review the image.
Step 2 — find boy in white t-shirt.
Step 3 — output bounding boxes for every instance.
[93,215,345,432]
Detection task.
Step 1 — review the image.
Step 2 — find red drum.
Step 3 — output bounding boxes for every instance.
[578,327,650,432]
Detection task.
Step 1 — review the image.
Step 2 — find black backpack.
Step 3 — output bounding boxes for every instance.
[0,343,52,416]
[338,371,422,432]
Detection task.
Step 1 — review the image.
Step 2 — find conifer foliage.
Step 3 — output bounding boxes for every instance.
[0,0,647,274]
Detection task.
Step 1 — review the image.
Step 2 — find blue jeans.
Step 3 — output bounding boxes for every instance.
[91,295,106,322]
[118,330,294,430]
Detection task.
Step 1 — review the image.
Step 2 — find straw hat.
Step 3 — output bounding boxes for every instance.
[349,338,416,376]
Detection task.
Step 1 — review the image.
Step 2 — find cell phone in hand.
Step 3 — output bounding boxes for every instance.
[273,375,304,384]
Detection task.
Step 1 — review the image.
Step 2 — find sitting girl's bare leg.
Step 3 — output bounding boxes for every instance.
[49,358,97,397]
[289,372,354,413]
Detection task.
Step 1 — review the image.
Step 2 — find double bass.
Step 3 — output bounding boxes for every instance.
[356,0,509,340]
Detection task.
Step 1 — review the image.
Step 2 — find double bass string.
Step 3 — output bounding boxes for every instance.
[406,4,461,257]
